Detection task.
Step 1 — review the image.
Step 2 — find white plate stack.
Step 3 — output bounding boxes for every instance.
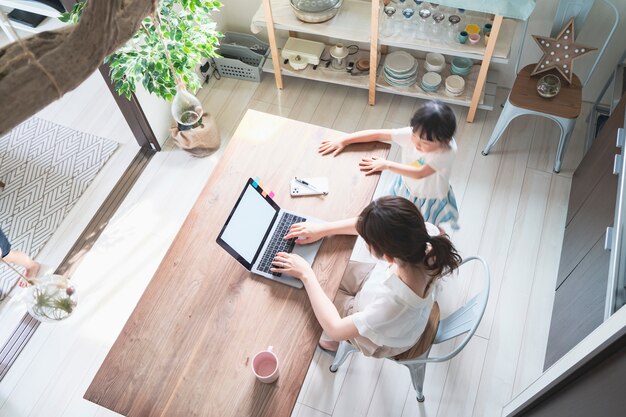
[383,51,418,87]
[445,75,465,96]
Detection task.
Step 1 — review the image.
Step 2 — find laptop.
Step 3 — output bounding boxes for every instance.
[217,178,323,288]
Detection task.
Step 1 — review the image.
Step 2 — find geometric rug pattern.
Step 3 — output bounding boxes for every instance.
[0,117,118,300]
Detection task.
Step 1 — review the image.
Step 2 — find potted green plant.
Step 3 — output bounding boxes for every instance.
[61,0,223,101]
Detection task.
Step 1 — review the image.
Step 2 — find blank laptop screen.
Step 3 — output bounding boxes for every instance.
[219,184,277,265]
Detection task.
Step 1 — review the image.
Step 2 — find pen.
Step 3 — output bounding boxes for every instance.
[295,177,328,195]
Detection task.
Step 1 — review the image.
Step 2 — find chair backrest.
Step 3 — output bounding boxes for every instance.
[551,0,594,38]
[401,256,490,365]
[554,0,619,86]
[515,0,619,86]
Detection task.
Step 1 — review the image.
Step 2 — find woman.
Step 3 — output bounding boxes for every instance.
[272,196,461,358]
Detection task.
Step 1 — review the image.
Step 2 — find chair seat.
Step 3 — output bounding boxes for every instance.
[393,302,440,361]
[509,64,582,119]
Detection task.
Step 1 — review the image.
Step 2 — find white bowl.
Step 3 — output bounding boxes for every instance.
[445,75,465,93]
[425,53,446,73]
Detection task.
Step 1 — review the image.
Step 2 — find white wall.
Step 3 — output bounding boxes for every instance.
[217,0,626,103]
[134,85,172,146]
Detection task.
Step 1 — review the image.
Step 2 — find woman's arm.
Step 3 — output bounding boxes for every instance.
[272,253,360,341]
[284,217,358,244]
[319,129,393,156]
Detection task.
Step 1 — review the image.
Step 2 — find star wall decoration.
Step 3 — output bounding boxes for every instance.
[530,18,596,85]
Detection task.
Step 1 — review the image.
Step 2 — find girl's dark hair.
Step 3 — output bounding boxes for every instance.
[410,100,456,145]
[356,196,461,278]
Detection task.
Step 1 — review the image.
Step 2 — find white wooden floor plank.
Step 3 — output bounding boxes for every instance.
[471,115,536,339]
[331,353,384,417]
[436,336,489,417]
[310,85,350,129]
[365,360,410,417]
[298,403,332,417]
[301,350,352,415]
[289,81,328,124]
[512,174,571,396]
[471,169,553,417]
[355,92,393,131]
[332,89,369,134]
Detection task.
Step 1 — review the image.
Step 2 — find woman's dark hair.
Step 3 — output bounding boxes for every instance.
[356,196,461,278]
[410,100,456,145]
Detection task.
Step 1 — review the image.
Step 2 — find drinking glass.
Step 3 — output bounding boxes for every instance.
[431,12,445,37]
[417,8,431,39]
[448,14,460,41]
[402,8,415,37]
[382,6,397,37]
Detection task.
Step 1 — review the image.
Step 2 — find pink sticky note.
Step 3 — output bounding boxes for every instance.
[269,191,275,199]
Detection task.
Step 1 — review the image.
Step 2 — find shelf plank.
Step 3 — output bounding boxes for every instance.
[0,0,62,17]
[252,0,371,44]
[379,18,517,64]
[262,49,371,91]
[377,55,485,106]
[262,50,495,111]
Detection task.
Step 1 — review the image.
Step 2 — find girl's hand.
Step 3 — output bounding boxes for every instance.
[271,252,314,281]
[318,139,346,156]
[359,156,388,176]
[284,222,326,244]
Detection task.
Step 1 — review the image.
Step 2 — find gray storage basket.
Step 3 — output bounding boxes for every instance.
[213,32,269,82]
[221,32,269,56]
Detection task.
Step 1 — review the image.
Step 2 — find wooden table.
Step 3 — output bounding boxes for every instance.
[84,110,389,417]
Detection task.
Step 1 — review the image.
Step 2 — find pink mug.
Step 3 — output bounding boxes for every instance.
[252,346,279,383]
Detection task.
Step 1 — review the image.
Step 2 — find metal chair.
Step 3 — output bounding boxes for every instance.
[482,0,619,173]
[329,256,490,402]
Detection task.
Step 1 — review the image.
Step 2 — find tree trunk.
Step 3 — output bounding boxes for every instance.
[0,0,157,135]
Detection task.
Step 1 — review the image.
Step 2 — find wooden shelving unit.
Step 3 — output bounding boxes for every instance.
[253,0,517,122]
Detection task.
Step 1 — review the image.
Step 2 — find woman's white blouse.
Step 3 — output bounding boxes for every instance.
[351,262,437,349]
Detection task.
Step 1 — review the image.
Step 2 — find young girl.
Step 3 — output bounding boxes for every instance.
[272,196,461,357]
[319,100,459,230]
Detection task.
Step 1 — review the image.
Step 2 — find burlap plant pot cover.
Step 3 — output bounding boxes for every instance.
[170,112,220,157]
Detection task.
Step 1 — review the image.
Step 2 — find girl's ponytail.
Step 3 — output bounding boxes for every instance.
[424,234,461,277]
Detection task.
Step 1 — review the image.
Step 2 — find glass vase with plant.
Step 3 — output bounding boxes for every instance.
[1,260,77,322]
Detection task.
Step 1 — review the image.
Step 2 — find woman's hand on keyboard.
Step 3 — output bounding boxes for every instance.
[284,222,325,244]
[271,252,313,281]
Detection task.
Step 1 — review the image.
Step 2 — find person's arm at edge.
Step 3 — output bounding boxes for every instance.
[299,269,360,341]
[385,161,436,179]
[284,217,358,243]
[319,129,393,156]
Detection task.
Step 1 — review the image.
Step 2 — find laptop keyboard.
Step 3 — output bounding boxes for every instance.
[257,212,305,276]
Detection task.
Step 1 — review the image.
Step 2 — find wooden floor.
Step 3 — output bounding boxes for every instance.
[0,73,589,417]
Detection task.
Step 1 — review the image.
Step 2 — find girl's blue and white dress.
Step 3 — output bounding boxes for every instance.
[388,127,460,230]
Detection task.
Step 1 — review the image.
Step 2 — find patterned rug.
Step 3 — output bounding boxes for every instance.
[0,117,118,300]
